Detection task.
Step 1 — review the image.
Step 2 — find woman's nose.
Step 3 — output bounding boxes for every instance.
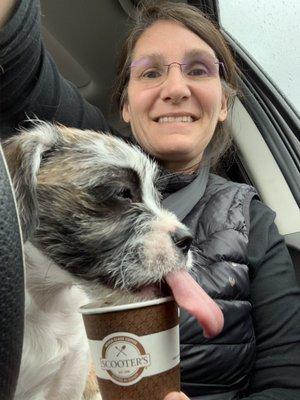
[160,66,191,104]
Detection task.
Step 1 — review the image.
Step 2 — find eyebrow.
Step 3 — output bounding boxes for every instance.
[131,49,217,66]
[130,53,162,68]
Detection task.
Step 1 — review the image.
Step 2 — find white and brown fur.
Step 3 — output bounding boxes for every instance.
[3,122,192,400]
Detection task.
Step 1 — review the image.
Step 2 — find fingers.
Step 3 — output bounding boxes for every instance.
[164,391,190,400]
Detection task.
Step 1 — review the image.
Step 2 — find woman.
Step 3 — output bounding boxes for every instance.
[1,1,300,400]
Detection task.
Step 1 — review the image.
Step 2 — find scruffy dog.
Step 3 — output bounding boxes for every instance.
[3,123,193,400]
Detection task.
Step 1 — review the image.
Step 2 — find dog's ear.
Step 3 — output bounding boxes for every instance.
[2,123,60,241]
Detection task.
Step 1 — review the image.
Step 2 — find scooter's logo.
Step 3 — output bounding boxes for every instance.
[100,334,151,385]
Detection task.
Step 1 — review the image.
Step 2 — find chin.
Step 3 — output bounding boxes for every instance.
[156,146,200,165]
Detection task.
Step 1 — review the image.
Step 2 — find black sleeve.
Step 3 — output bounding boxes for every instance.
[242,199,300,399]
[0,0,110,139]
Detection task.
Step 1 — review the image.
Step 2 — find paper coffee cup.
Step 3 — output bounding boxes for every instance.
[80,296,180,400]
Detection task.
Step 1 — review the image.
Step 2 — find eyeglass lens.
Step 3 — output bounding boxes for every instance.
[130,52,221,86]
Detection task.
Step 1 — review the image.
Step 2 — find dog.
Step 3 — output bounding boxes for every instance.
[3,122,193,400]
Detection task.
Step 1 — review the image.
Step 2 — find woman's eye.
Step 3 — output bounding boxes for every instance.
[188,66,208,77]
[141,69,161,79]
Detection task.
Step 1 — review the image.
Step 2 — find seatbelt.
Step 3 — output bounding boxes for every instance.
[162,165,209,223]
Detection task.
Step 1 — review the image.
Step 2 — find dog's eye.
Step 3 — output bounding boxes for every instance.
[116,187,134,202]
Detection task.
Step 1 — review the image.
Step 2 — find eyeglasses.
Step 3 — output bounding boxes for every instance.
[129,53,224,87]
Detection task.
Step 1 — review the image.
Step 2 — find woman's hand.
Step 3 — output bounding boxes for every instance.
[164,392,190,400]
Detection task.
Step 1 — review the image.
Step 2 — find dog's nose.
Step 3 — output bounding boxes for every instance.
[171,228,193,255]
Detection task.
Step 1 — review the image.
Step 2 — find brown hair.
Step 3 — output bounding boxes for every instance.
[112,1,240,166]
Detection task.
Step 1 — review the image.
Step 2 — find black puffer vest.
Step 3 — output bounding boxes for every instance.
[163,173,258,399]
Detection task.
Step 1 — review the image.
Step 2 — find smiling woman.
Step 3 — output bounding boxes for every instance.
[114,4,239,170]
[121,20,228,171]
[0,1,300,400]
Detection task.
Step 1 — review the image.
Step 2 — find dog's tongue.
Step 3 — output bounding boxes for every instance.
[165,270,224,338]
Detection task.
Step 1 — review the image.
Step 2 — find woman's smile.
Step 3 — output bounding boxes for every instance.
[153,113,199,123]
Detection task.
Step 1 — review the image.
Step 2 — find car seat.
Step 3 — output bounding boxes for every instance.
[0,144,24,399]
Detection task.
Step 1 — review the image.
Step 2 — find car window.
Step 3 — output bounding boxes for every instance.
[218,0,300,115]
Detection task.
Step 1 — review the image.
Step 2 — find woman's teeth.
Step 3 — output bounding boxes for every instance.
[158,116,194,123]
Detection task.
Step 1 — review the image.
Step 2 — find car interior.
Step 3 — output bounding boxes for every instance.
[0,0,299,398]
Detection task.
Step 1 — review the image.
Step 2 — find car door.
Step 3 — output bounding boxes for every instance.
[194,0,300,284]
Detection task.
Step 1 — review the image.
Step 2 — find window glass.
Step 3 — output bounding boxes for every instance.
[218,0,300,114]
